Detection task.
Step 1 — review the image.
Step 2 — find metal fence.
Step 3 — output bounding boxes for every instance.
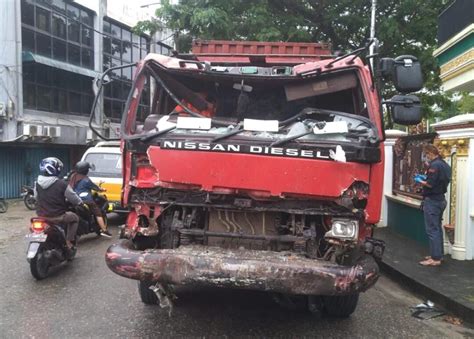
[392,133,437,199]
[0,145,71,199]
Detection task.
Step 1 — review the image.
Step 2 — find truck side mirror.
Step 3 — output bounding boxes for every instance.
[379,55,423,93]
[385,95,422,125]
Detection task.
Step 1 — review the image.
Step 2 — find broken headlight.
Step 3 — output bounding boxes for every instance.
[325,219,358,241]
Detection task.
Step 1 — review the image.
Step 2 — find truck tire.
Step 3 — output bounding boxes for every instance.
[136,212,174,305]
[138,280,159,305]
[272,293,307,311]
[322,293,359,317]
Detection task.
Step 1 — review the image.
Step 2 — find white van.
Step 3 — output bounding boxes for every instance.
[80,141,123,210]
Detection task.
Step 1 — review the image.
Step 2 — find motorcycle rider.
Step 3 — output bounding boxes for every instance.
[34,157,83,253]
[68,161,112,238]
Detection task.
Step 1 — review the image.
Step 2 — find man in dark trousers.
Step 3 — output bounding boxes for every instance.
[34,157,84,252]
[416,144,451,266]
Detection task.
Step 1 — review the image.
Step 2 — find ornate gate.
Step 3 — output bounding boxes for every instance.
[392,133,437,199]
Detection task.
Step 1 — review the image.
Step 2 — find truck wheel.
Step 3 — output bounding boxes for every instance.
[322,293,359,317]
[272,293,307,311]
[138,280,159,305]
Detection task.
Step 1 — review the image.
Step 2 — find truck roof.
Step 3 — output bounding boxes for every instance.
[189,40,333,66]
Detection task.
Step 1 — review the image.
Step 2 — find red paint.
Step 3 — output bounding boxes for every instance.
[194,56,328,65]
[126,210,139,229]
[358,220,373,242]
[124,46,385,225]
[147,147,370,198]
[192,39,331,53]
[365,145,384,224]
[122,151,133,205]
[134,165,159,188]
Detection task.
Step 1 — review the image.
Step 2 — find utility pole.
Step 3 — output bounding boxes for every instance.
[369,0,377,69]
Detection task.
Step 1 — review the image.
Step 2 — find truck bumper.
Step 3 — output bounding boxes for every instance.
[105,240,379,296]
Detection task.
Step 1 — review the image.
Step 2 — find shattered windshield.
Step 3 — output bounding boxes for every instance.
[125,61,378,145]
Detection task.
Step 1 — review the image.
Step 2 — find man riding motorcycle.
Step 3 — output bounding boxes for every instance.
[69,161,112,238]
[34,157,83,253]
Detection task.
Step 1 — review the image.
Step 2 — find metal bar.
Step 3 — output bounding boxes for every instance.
[128,199,358,217]
[89,62,138,141]
[369,0,377,69]
[105,240,380,296]
[176,228,300,243]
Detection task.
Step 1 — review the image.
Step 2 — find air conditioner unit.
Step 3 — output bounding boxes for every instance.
[0,102,6,117]
[86,129,97,142]
[23,124,43,137]
[44,126,61,138]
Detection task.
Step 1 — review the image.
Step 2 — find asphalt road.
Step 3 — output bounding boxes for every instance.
[0,201,472,338]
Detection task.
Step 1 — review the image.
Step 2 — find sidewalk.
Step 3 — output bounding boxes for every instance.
[375,227,474,320]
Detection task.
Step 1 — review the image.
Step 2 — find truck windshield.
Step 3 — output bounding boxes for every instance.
[123,60,378,145]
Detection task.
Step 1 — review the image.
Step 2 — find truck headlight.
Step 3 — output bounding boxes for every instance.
[325,219,358,240]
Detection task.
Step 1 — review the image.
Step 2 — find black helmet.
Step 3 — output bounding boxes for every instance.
[75,161,92,175]
[39,157,64,177]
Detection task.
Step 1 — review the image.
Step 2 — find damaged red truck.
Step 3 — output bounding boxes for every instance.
[92,40,423,316]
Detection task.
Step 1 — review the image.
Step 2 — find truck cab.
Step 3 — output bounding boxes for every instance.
[100,40,422,316]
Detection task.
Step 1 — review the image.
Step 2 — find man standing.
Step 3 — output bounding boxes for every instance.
[416,144,451,266]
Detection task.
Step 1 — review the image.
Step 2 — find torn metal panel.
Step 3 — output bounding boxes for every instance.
[106,240,379,296]
[146,147,371,198]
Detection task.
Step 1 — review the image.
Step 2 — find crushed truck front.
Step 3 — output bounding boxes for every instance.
[105,43,389,316]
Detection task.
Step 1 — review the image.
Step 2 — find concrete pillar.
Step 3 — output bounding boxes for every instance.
[378,129,407,227]
[94,0,106,128]
[433,113,474,260]
[0,0,22,141]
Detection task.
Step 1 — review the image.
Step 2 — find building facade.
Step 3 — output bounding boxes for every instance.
[0,0,172,198]
[433,0,474,92]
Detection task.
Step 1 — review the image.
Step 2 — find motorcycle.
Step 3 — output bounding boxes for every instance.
[25,187,112,279]
[75,185,111,237]
[26,217,77,280]
[0,197,7,213]
[21,185,37,210]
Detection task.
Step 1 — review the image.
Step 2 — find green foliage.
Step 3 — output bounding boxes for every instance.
[458,93,474,113]
[136,0,462,118]
[133,18,164,36]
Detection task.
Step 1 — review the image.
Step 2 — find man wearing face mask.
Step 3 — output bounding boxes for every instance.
[415,144,451,266]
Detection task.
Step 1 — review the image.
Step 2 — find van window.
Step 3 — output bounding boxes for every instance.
[84,153,122,178]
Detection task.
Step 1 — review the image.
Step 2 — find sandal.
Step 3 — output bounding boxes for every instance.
[423,256,444,261]
[419,258,441,266]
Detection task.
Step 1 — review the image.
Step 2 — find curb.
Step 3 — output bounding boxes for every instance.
[379,260,474,321]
